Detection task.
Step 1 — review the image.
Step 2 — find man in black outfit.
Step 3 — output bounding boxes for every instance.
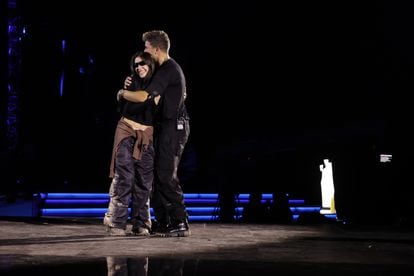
[120,30,190,237]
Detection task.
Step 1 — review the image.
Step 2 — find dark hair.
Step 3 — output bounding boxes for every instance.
[129,51,155,81]
[127,51,156,90]
[142,30,170,53]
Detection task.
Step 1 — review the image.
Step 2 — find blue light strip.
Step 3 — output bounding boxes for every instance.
[39,193,304,204]
[59,39,66,98]
[36,193,326,222]
[187,207,219,215]
[288,199,306,205]
[238,193,273,199]
[59,71,64,98]
[290,206,321,213]
[41,208,108,216]
[44,199,219,205]
[292,214,337,221]
[40,193,221,199]
[45,199,109,204]
[41,207,223,216]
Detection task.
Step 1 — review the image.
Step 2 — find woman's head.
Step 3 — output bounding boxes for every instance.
[130,51,155,81]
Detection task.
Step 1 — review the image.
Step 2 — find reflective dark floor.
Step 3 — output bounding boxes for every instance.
[1,216,414,275]
[4,256,414,276]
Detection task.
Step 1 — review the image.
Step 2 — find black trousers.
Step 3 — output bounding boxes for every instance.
[152,121,190,225]
[106,137,154,229]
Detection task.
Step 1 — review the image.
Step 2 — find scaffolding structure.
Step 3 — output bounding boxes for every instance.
[6,0,22,151]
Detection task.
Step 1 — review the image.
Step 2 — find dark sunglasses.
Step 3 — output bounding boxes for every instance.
[134,61,147,68]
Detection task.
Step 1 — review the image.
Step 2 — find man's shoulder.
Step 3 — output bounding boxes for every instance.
[164,58,181,69]
[157,59,184,77]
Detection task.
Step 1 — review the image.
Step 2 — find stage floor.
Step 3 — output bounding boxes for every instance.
[1,218,414,275]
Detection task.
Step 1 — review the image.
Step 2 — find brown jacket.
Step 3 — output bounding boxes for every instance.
[109,118,154,178]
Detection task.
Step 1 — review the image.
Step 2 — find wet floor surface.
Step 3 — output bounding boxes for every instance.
[1,217,414,275]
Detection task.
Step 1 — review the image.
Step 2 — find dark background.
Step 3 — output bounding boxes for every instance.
[1,0,411,222]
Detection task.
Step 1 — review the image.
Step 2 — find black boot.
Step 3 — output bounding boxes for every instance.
[167,219,190,237]
[151,221,169,234]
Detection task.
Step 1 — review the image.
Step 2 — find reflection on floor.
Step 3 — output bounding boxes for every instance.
[5,256,414,276]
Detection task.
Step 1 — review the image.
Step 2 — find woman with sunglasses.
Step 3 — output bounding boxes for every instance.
[104,51,159,236]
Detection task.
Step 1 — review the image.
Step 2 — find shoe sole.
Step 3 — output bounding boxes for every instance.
[107,230,127,236]
[163,230,191,237]
[132,232,150,236]
[105,226,127,236]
